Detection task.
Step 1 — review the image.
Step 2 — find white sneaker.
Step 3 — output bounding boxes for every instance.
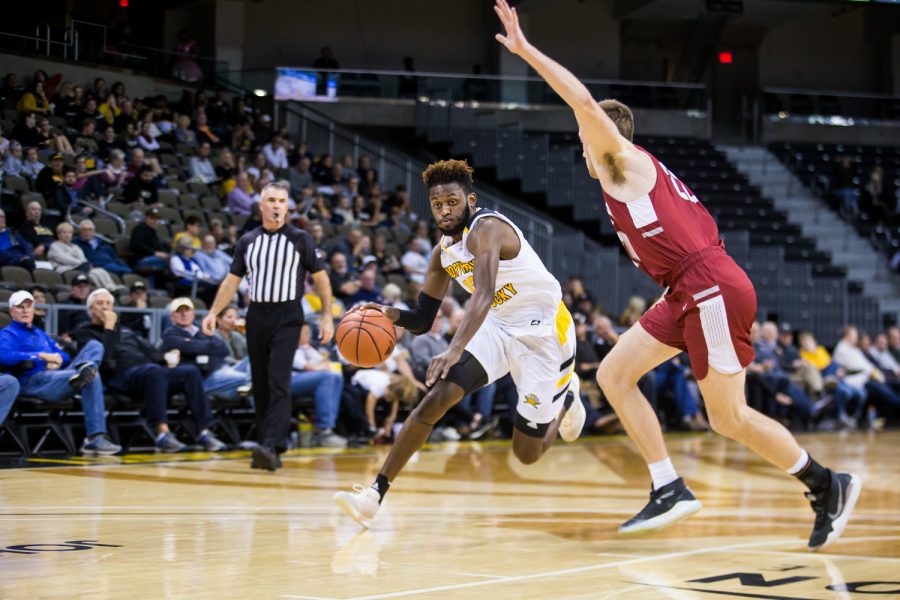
[559,376,585,442]
[334,484,381,528]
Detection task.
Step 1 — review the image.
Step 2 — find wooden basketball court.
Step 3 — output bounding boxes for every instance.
[2,431,898,599]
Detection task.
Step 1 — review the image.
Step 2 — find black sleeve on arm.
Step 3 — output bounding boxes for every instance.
[395,292,442,335]
[229,234,248,277]
[298,230,323,273]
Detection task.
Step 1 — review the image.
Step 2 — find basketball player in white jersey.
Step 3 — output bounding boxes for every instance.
[334,159,586,527]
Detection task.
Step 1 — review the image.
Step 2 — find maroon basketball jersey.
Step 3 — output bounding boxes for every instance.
[602,145,722,287]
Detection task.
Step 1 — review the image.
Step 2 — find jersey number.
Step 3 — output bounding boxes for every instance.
[660,162,699,204]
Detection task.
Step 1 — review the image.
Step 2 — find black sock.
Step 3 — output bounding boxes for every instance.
[372,474,390,503]
[795,456,831,494]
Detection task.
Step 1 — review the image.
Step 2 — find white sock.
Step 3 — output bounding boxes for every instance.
[786,449,809,475]
[648,457,679,490]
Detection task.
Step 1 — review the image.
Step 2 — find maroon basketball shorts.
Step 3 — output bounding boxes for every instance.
[640,246,756,380]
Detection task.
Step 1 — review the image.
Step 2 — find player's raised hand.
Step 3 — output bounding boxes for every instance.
[494,0,528,56]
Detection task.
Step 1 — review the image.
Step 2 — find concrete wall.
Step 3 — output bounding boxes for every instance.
[0,53,195,100]
[758,9,874,92]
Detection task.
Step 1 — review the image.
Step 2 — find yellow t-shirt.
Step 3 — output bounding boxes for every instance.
[799,345,831,371]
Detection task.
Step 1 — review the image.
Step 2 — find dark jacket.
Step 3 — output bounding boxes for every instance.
[129,221,165,262]
[161,324,230,375]
[75,238,130,274]
[72,321,163,376]
[18,219,55,252]
[123,176,158,205]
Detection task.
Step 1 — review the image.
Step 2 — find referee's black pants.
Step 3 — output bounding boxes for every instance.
[246,300,302,452]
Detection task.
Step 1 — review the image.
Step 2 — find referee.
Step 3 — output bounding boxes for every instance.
[202,181,333,471]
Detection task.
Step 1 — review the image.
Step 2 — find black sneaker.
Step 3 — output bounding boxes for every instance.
[806,471,861,551]
[618,477,702,534]
[251,445,282,472]
[68,363,97,390]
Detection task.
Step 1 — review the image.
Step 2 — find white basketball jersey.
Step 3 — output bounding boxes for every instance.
[439,208,561,329]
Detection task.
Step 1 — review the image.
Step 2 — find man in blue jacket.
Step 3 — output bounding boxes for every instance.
[75,219,131,275]
[0,290,120,454]
[162,297,251,401]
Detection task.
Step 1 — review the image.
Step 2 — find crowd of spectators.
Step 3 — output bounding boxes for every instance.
[0,67,896,457]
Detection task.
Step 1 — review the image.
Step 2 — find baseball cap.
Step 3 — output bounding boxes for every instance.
[169,297,194,313]
[146,207,161,218]
[780,322,793,333]
[130,280,147,293]
[9,290,34,307]
[71,273,90,286]
[50,152,64,162]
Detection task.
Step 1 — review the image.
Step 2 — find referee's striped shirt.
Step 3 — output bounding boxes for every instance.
[230,224,323,303]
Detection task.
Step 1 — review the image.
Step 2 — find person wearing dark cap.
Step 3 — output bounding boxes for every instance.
[52,166,93,216]
[129,206,169,282]
[35,152,66,200]
[59,273,93,335]
[120,280,153,339]
[124,164,159,205]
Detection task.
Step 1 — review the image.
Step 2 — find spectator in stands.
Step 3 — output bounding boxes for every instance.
[796,330,863,430]
[72,154,106,201]
[328,252,360,305]
[75,219,130,275]
[100,148,128,189]
[887,326,900,363]
[750,322,813,426]
[1,73,23,105]
[401,238,429,285]
[189,141,217,183]
[126,147,162,181]
[0,290,121,455]
[194,110,220,146]
[227,171,255,215]
[78,97,100,130]
[12,112,42,149]
[20,146,44,181]
[53,167,93,216]
[48,222,118,291]
[172,215,202,250]
[16,80,50,115]
[213,306,247,364]
[833,325,900,429]
[372,233,402,278]
[193,234,231,284]
[56,274,93,338]
[289,156,313,194]
[0,124,10,160]
[0,208,35,271]
[73,288,222,452]
[30,286,48,330]
[173,29,204,83]
[290,323,347,447]
[2,142,25,177]
[35,152,65,200]
[263,134,288,170]
[349,263,383,306]
[36,117,74,157]
[74,118,100,159]
[119,280,152,339]
[174,114,197,147]
[775,323,823,399]
[115,99,136,134]
[18,200,54,259]
[88,77,107,103]
[136,120,160,152]
[215,148,237,187]
[124,165,159,205]
[619,295,646,327]
[129,207,169,279]
[169,237,216,305]
[54,83,82,123]
[356,155,376,182]
[833,155,860,218]
[872,333,900,379]
[97,93,120,127]
[97,125,122,162]
[163,297,250,403]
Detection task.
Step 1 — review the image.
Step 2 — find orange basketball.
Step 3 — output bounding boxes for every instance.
[336,309,397,368]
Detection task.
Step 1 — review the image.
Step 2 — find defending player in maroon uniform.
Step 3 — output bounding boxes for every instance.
[495,0,859,551]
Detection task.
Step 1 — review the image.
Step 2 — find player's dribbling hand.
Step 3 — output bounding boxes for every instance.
[349,302,400,323]
[319,317,334,344]
[201,313,216,336]
[426,346,463,387]
[494,0,528,56]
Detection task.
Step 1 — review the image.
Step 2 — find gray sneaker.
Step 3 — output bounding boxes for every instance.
[198,431,227,452]
[81,435,122,456]
[155,431,186,453]
[315,428,348,448]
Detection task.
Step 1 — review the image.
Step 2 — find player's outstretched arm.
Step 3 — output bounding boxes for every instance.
[494,0,625,168]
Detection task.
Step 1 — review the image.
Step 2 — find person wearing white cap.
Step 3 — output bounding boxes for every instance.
[0,290,120,455]
[71,288,218,453]
[162,297,251,410]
